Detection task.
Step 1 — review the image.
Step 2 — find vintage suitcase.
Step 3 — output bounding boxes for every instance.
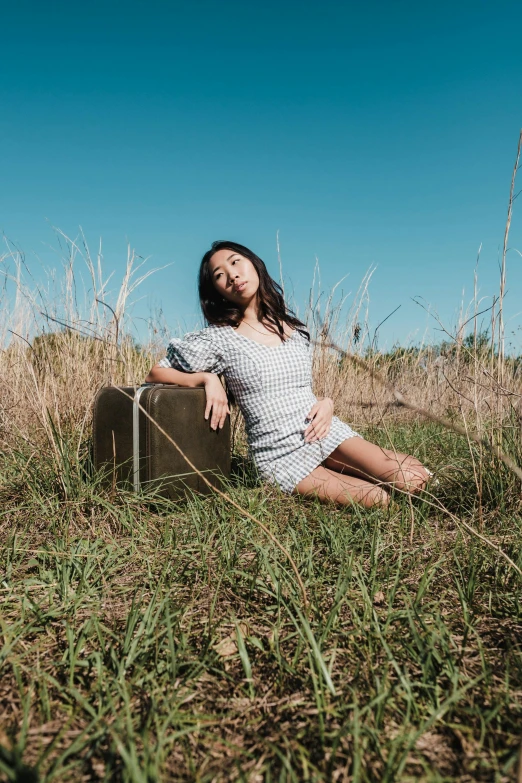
[93,384,230,498]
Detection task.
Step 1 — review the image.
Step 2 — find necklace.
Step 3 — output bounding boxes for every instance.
[241,319,287,340]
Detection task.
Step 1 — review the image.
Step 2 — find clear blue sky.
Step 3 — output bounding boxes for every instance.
[2,0,522,350]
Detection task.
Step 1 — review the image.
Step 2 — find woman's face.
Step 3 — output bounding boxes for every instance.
[208,249,259,305]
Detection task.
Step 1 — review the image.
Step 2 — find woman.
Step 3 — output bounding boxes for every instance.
[146,241,430,508]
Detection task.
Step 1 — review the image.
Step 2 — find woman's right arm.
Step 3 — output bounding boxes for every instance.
[146,364,208,388]
[145,364,230,430]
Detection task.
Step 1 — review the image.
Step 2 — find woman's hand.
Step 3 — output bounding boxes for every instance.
[304,397,334,443]
[203,373,230,430]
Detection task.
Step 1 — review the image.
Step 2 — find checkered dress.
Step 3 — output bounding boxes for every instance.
[159,326,360,494]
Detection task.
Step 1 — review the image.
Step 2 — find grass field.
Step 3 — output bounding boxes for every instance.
[1,234,522,781]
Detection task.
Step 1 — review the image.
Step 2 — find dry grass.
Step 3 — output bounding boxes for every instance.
[2,232,521,458]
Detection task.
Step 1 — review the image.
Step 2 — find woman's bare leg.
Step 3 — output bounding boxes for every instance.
[294,465,390,508]
[324,437,429,493]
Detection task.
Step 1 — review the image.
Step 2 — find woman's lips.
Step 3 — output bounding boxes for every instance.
[233,282,247,293]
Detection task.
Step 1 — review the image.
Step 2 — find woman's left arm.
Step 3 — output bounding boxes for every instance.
[304,397,334,443]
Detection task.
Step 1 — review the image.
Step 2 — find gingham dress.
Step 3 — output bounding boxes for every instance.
[159,325,360,494]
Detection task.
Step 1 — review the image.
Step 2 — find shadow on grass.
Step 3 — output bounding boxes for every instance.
[0,745,39,783]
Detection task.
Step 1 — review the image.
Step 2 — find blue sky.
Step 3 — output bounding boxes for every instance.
[2,0,522,350]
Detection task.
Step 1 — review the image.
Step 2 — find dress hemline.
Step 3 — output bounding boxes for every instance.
[258,424,363,495]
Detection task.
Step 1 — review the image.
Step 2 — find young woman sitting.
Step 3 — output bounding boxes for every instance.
[146,241,430,508]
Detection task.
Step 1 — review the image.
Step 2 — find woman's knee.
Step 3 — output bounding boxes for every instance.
[295,468,391,509]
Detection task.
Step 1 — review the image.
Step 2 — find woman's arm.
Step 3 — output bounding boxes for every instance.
[145,364,209,387]
[145,364,230,430]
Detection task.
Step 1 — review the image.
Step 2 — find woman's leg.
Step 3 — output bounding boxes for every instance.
[324,437,429,493]
[293,465,390,509]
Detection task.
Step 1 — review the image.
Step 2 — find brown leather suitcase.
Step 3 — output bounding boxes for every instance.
[93,384,230,498]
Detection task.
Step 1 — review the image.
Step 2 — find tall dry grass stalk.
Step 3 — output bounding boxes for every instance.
[497,129,522,383]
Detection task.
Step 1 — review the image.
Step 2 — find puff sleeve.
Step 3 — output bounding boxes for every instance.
[157,329,225,374]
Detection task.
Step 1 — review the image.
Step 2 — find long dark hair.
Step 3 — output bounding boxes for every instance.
[199,240,309,340]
